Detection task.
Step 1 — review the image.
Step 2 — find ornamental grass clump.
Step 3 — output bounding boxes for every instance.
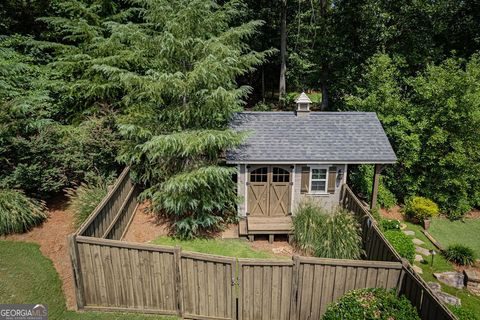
[0,189,48,235]
[293,202,363,259]
[443,244,476,266]
[322,288,420,320]
[65,178,109,228]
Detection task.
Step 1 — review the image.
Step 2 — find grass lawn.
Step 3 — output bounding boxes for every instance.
[404,222,480,317]
[429,218,480,256]
[0,240,177,320]
[152,237,282,259]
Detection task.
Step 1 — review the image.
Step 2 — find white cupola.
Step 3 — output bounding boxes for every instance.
[295,92,312,113]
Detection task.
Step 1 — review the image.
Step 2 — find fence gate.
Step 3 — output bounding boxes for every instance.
[237,259,295,320]
[180,251,237,320]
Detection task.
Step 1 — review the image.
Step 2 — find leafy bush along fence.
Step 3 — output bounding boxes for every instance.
[68,169,457,320]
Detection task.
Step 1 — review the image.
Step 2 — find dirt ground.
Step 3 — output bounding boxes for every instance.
[122,201,169,243]
[1,195,76,310]
[380,205,404,221]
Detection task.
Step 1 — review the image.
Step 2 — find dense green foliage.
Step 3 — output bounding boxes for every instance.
[403,196,440,221]
[2,0,480,233]
[442,244,476,266]
[383,230,415,263]
[347,54,480,218]
[451,306,479,320]
[0,189,48,235]
[100,1,268,239]
[322,288,420,320]
[380,219,401,231]
[349,164,397,209]
[293,202,363,259]
[65,178,110,228]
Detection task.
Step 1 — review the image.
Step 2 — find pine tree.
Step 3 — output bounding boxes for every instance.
[44,0,270,238]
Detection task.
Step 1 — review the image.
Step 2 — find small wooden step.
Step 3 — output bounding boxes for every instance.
[247,216,293,234]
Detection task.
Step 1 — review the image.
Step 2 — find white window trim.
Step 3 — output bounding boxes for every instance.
[309,165,329,194]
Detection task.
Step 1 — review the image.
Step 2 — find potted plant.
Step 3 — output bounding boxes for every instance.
[403,196,439,230]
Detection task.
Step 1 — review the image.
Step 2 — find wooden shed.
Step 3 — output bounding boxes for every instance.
[227,93,397,240]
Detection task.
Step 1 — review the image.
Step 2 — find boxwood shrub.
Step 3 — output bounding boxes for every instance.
[384,230,415,263]
[380,219,401,231]
[322,288,420,320]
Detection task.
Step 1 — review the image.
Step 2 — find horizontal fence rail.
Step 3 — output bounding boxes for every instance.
[340,184,457,320]
[77,167,138,240]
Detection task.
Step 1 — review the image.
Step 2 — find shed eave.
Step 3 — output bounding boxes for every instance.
[226,159,397,165]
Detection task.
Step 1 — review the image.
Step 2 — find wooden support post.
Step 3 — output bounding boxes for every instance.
[269,234,274,244]
[289,255,300,320]
[68,234,86,310]
[173,245,183,317]
[370,164,383,210]
[248,235,254,242]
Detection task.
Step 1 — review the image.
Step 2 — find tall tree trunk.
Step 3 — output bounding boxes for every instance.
[320,79,328,110]
[279,0,287,105]
[261,66,265,103]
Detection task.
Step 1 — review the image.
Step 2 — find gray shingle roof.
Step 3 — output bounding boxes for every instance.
[226,111,397,163]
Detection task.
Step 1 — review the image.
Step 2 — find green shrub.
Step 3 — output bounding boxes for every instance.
[349,164,397,209]
[384,230,415,263]
[0,189,48,235]
[252,103,273,111]
[451,306,479,320]
[403,196,439,221]
[381,219,401,231]
[370,206,382,222]
[322,288,420,320]
[65,178,109,228]
[442,244,476,266]
[293,203,363,259]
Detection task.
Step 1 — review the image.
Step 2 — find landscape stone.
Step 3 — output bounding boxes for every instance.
[464,270,480,296]
[412,265,423,274]
[434,272,465,289]
[427,282,441,292]
[435,291,461,306]
[403,230,415,236]
[415,246,431,256]
[412,238,425,245]
[414,254,425,262]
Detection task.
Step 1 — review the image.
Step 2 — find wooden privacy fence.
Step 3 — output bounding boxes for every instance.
[238,257,403,320]
[68,168,456,320]
[77,167,138,240]
[340,184,457,320]
[69,235,405,320]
